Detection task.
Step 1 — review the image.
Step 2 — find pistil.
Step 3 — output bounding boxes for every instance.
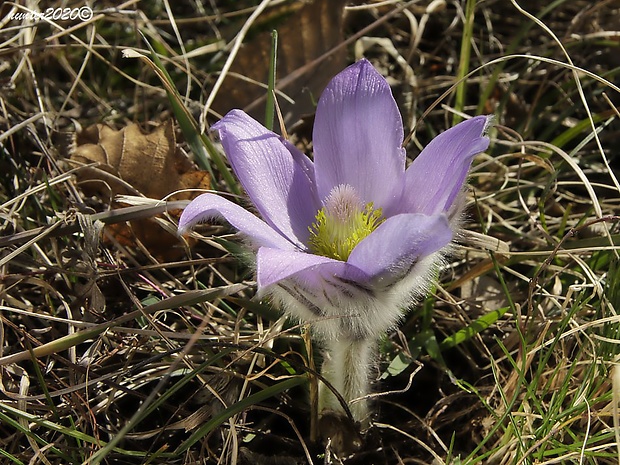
[308,184,383,261]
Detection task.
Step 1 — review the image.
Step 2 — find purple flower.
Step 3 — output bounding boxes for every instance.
[179,59,490,422]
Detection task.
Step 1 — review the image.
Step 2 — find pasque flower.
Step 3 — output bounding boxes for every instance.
[179,59,490,424]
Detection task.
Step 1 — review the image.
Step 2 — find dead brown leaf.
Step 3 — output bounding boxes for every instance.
[71,121,209,259]
[72,120,209,199]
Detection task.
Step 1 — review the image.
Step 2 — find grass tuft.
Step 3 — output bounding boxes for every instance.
[0,0,618,463]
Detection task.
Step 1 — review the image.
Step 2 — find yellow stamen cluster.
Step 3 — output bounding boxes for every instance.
[308,185,384,261]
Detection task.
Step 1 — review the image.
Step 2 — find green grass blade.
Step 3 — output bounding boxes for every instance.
[123,39,240,195]
[440,306,510,351]
[0,404,152,459]
[143,38,239,194]
[87,348,238,464]
[0,449,24,465]
[453,0,476,125]
[475,0,571,118]
[0,284,246,366]
[0,409,69,461]
[138,348,236,421]
[265,30,278,131]
[175,376,305,454]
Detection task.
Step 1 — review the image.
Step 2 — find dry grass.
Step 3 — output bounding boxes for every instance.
[0,1,619,464]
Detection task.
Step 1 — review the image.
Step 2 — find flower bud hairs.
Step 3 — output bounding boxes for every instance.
[179,59,491,447]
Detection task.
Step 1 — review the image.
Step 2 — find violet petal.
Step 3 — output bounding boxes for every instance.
[213,110,320,247]
[257,247,369,289]
[347,213,452,283]
[313,59,406,211]
[178,193,297,250]
[402,115,491,215]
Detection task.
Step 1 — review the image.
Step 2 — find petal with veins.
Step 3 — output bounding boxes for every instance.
[347,213,452,285]
[313,59,406,212]
[401,115,491,215]
[213,110,320,247]
[179,193,297,251]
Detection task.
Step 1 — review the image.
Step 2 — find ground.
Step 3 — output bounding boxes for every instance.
[0,1,619,464]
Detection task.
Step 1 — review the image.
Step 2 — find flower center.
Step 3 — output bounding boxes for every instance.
[308,184,384,261]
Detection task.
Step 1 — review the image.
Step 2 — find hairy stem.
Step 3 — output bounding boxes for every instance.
[319,337,375,423]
